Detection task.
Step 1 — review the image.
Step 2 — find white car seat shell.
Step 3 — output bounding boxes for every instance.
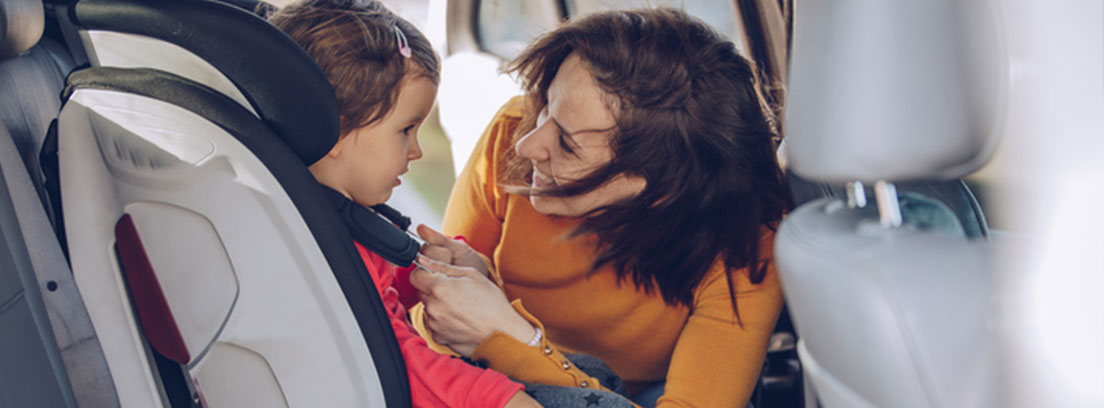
[52,0,415,405]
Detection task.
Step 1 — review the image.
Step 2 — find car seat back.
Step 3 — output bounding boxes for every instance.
[775,0,1006,407]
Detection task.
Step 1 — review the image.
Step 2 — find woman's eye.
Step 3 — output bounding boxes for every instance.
[558,131,576,154]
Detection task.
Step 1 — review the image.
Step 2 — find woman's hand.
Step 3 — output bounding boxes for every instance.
[504,391,543,408]
[416,224,492,279]
[409,256,536,357]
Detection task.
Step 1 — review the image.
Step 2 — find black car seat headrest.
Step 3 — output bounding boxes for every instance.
[0,0,45,58]
[69,0,339,165]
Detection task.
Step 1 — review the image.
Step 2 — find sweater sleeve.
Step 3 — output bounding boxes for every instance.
[473,302,636,396]
[656,236,784,408]
[355,243,524,408]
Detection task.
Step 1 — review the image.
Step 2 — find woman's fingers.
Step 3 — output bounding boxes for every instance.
[422,299,480,355]
[419,243,453,264]
[422,310,449,342]
[416,224,456,247]
[416,224,491,278]
[408,264,444,293]
[409,264,522,357]
[417,255,474,278]
[409,257,484,300]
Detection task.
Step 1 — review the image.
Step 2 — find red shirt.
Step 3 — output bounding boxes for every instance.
[354,242,523,407]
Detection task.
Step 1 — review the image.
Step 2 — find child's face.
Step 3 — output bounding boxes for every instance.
[311,76,437,206]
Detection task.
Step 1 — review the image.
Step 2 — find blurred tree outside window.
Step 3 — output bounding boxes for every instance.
[382,0,452,227]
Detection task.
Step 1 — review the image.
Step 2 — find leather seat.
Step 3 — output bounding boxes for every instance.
[774,0,1006,406]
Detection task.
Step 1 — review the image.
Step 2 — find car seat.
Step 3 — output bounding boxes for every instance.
[774,0,1006,407]
[0,0,117,405]
[50,0,415,405]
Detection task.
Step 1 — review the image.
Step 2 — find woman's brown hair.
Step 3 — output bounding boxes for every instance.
[268,0,439,136]
[506,8,792,316]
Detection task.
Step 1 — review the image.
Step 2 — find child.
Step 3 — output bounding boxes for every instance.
[267,1,540,406]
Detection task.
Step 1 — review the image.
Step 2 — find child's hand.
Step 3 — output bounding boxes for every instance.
[416,224,492,279]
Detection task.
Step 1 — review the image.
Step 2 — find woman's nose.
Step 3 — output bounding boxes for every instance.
[515,123,552,161]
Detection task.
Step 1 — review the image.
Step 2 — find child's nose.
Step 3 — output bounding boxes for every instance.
[408,137,423,160]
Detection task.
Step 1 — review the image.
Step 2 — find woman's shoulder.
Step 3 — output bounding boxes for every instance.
[496,95,528,120]
[481,96,529,156]
[693,226,782,301]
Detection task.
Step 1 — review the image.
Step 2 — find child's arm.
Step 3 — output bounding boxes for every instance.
[389,307,525,408]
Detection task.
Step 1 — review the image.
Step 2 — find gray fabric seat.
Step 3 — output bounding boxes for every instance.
[774,0,1006,407]
[1,44,65,213]
[0,0,118,406]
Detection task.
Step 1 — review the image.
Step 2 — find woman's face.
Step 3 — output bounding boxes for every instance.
[514,53,646,217]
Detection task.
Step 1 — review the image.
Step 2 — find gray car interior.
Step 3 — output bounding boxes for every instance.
[0,0,118,406]
[775,0,1004,407]
[2,0,1014,406]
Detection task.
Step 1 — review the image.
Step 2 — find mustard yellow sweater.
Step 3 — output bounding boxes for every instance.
[418,97,783,407]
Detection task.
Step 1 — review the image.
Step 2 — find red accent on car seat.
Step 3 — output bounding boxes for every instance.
[115,214,191,364]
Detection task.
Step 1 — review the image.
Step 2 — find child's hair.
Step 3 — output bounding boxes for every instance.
[268,0,439,137]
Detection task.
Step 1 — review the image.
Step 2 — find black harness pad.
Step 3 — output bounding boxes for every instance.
[322,186,419,268]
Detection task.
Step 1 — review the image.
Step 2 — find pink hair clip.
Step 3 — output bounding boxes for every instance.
[394,25,412,59]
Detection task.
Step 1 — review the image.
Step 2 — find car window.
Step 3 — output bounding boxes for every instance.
[477,0,746,61]
[565,0,743,42]
[477,0,563,60]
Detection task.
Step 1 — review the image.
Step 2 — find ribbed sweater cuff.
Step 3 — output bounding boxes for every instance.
[471,300,601,389]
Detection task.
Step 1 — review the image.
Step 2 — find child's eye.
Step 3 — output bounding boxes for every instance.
[402,125,416,136]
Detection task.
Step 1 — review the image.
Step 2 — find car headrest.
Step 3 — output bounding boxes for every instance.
[0,0,44,58]
[69,0,339,165]
[784,0,1007,183]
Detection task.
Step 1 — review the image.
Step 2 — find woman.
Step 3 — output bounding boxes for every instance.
[410,8,790,407]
